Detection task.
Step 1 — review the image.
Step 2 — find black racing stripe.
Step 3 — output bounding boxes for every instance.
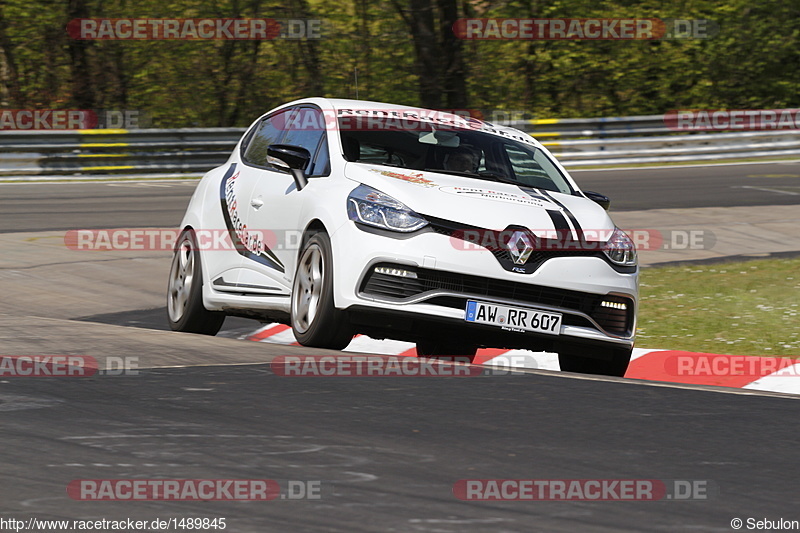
[546,210,571,231]
[539,189,583,234]
[219,163,285,273]
[517,186,548,201]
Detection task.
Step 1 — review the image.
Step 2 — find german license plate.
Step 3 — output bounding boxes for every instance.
[465,300,561,335]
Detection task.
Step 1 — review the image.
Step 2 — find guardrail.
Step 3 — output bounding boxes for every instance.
[538,130,800,167]
[0,128,243,178]
[1,115,799,179]
[502,114,800,166]
[505,114,671,139]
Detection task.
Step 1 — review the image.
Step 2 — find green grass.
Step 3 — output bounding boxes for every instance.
[637,257,800,356]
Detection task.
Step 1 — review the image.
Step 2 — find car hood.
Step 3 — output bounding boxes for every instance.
[344,163,614,238]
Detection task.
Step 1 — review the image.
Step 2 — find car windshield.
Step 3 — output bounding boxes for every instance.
[338,116,574,195]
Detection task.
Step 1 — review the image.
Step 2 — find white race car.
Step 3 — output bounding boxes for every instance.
[167,98,638,376]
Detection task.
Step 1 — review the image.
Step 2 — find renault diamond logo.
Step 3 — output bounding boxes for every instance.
[508,230,534,265]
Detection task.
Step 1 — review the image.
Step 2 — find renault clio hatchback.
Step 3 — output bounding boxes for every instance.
[167,98,638,376]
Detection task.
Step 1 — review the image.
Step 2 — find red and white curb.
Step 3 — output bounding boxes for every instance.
[245,324,800,395]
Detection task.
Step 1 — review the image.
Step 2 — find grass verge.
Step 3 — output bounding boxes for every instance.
[636,257,800,356]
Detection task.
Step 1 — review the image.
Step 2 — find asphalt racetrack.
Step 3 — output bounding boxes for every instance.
[1,161,800,233]
[2,363,798,532]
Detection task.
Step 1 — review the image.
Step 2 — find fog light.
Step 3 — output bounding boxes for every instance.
[600,300,627,310]
[374,266,418,279]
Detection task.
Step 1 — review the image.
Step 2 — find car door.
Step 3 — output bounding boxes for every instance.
[207,125,262,294]
[235,105,330,294]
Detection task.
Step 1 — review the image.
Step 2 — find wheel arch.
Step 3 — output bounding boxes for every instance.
[298,219,328,258]
[174,224,195,251]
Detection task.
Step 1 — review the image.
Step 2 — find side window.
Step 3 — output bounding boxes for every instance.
[505,144,545,180]
[309,135,330,177]
[282,108,325,166]
[504,144,571,193]
[242,109,291,167]
[282,107,329,176]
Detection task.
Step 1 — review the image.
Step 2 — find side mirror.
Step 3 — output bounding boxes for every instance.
[584,191,610,211]
[267,144,311,190]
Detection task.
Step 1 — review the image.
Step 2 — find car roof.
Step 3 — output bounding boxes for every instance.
[278,97,541,147]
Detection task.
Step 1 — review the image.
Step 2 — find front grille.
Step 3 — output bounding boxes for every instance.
[490,248,597,270]
[361,263,633,336]
[425,215,604,274]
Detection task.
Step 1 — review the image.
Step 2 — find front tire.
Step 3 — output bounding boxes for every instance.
[167,229,225,335]
[291,232,353,350]
[558,345,632,377]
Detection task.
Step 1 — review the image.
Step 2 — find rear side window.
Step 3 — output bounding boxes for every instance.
[242,110,292,166]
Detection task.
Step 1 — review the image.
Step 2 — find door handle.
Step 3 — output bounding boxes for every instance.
[250,197,264,210]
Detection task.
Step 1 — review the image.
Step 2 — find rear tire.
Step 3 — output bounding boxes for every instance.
[558,345,632,377]
[291,232,354,350]
[167,229,225,335]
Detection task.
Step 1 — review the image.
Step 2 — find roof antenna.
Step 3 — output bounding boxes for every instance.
[354,68,359,100]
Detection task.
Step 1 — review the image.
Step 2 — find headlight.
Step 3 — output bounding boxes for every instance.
[603,228,637,266]
[347,184,428,232]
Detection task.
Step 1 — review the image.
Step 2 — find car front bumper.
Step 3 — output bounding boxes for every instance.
[331,221,638,352]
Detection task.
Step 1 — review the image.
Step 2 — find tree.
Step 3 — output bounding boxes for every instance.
[393,0,467,109]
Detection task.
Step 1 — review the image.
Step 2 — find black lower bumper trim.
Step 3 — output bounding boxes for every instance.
[346,305,633,355]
